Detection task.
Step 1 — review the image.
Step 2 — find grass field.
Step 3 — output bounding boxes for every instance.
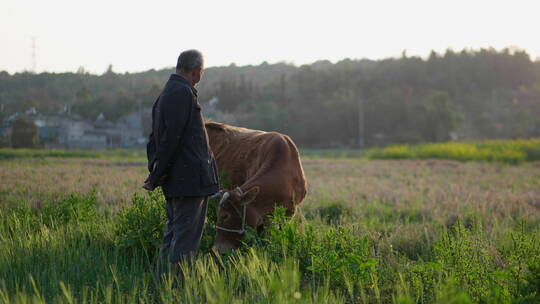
[367,138,540,164]
[1,150,539,303]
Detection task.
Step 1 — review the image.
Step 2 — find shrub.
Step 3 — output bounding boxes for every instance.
[434,223,497,302]
[256,208,377,290]
[11,117,39,149]
[498,227,540,303]
[114,191,166,255]
[522,262,540,303]
[41,191,97,226]
[113,190,222,256]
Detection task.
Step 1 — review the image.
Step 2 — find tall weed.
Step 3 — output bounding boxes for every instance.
[114,190,166,255]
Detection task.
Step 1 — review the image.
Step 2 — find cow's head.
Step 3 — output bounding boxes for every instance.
[214,186,259,252]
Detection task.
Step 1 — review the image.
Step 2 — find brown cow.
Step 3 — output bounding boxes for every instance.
[205,122,307,251]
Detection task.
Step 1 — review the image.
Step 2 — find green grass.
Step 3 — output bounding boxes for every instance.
[367,138,540,164]
[0,147,366,160]
[300,149,365,159]
[0,148,146,161]
[1,190,539,303]
[1,147,540,303]
[4,138,539,164]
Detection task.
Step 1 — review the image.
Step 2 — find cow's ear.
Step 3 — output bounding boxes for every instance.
[241,186,260,205]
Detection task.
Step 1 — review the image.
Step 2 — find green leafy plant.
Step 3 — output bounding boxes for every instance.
[41,191,97,226]
[114,190,166,255]
[256,207,377,291]
[434,222,496,301]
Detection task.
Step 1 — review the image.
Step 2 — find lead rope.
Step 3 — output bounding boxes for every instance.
[215,187,247,234]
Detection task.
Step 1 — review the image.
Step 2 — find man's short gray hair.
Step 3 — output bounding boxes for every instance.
[176,50,204,72]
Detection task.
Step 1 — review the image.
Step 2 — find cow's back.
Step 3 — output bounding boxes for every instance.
[205,122,307,218]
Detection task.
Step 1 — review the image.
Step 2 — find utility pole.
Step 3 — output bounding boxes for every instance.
[31,36,37,73]
[0,92,4,113]
[358,97,365,148]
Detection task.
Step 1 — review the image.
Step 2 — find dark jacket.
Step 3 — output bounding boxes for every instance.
[146,74,219,197]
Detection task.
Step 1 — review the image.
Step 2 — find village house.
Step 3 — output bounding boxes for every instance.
[1,109,149,149]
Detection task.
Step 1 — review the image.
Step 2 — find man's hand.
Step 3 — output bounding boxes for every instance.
[142,177,157,191]
[142,174,168,191]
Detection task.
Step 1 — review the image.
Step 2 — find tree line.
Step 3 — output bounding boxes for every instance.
[1,48,539,148]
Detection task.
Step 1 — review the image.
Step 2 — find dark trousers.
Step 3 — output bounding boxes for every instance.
[156,196,208,280]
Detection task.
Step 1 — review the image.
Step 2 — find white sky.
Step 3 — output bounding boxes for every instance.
[1,0,539,74]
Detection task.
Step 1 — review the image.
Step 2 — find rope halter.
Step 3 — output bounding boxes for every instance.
[215,187,247,234]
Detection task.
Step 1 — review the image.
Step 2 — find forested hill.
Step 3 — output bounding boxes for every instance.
[1,48,539,147]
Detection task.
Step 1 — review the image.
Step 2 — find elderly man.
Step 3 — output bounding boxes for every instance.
[144,50,219,279]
